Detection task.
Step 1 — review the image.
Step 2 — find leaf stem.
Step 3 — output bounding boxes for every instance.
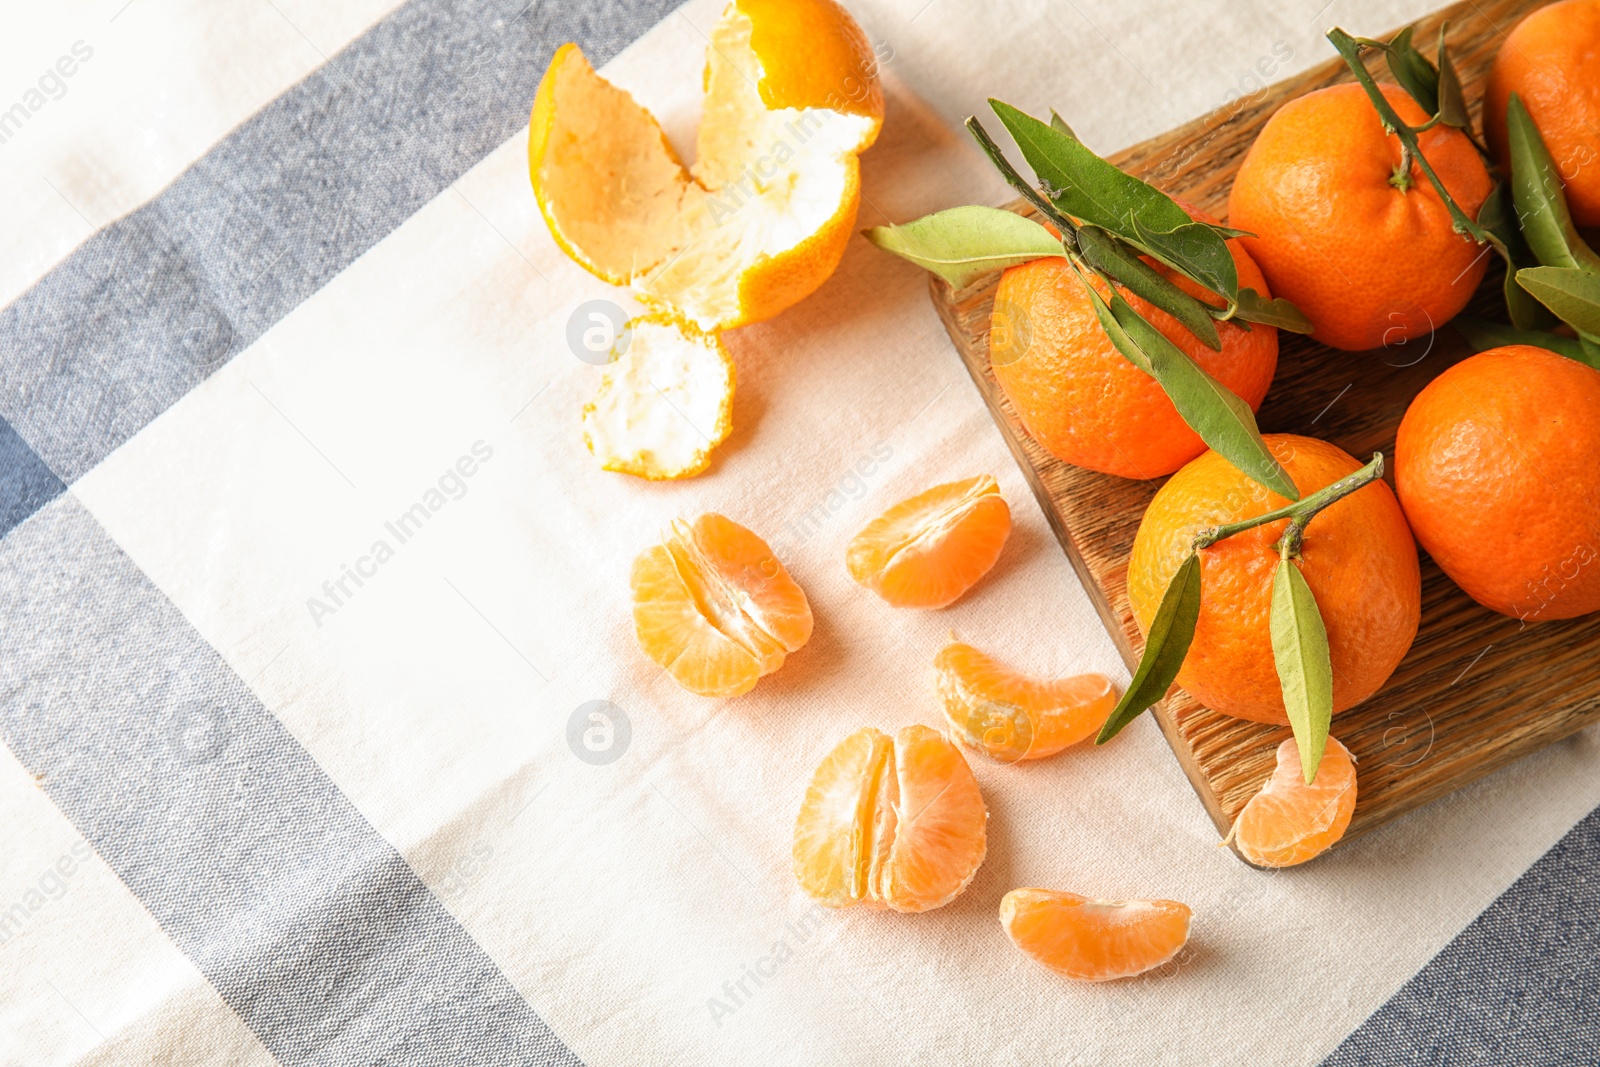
[964,117,1081,252]
[1327,28,1488,243]
[1193,452,1385,556]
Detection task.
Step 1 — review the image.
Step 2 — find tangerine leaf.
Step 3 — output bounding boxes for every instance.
[1478,181,1559,331]
[1384,25,1439,116]
[1077,224,1222,350]
[1234,288,1314,333]
[1107,289,1300,500]
[989,100,1240,304]
[1452,316,1597,366]
[1434,25,1469,129]
[1075,263,1152,374]
[1271,559,1334,784]
[1507,93,1600,273]
[862,206,1064,289]
[1517,266,1600,337]
[1097,553,1201,744]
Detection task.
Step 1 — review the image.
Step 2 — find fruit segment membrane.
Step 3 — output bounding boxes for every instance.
[847,475,1012,608]
[1232,735,1357,867]
[935,642,1117,762]
[793,725,987,912]
[630,514,812,697]
[1000,888,1192,982]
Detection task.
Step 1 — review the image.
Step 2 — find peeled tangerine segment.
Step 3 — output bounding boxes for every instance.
[1233,735,1357,868]
[847,475,1012,608]
[581,317,735,480]
[528,0,882,331]
[1000,888,1193,982]
[793,725,987,913]
[934,642,1117,763]
[630,514,812,697]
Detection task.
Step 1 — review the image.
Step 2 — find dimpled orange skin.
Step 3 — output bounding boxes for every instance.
[1396,346,1600,622]
[989,218,1278,480]
[1127,435,1420,723]
[1484,0,1600,228]
[1228,83,1493,352]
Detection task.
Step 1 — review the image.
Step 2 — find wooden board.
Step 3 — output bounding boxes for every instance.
[930,0,1600,852]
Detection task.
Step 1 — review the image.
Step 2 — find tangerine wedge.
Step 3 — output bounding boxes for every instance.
[1232,735,1357,868]
[630,514,812,697]
[846,476,1011,608]
[1000,888,1192,982]
[934,642,1116,762]
[793,725,987,912]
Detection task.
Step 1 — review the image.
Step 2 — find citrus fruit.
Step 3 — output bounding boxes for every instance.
[1228,82,1493,352]
[846,475,1011,608]
[793,724,987,912]
[581,317,734,479]
[1395,345,1600,621]
[1232,735,1357,867]
[999,888,1192,982]
[1127,435,1420,723]
[1484,0,1600,228]
[529,0,883,332]
[630,513,812,696]
[934,642,1116,762]
[989,210,1278,480]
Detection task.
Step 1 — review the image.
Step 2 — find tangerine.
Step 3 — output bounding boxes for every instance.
[1395,345,1600,621]
[1229,82,1493,351]
[1127,435,1419,723]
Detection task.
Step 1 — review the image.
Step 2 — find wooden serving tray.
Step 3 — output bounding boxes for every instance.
[930,0,1600,852]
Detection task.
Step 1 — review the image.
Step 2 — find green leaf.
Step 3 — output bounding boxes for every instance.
[1049,109,1076,138]
[1452,315,1599,366]
[1384,26,1439,116]
[989,99,1240,306]
[861,206,1064,289]
[1097,553,1202,744]
[1434,25,1469,129]
[1076,264,1152,374]
[1507,93,1600,273]
[1478,181,1559,330]
[1234,288,1314,333]
[1128,216,1240,313]
[1076,223,1222,350]
[1107,289,1300,500]
[1270,558,1334,784]
[1517,266,1600,336]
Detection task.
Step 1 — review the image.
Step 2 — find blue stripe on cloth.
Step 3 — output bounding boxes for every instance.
[0,494,582,1065]
[0,416,65,539]
[0,0,679,492]
[1322,803,1600,1067]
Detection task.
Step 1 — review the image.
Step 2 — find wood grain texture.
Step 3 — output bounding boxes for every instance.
[929,0,1600,854]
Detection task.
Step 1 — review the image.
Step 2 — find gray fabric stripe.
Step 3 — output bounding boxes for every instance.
[1322,803,1600,1067]
[0,0,679,485]
[0,494,581,1066]
[0,415,64,538]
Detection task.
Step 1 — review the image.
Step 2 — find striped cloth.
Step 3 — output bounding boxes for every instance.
[0,0,1596,1064]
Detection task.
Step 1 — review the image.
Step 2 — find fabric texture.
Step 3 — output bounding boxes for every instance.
[1,0,1598,1064]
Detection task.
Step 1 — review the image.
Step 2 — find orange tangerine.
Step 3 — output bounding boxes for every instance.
[1000,888,1192,982]
[846,476,1011,608]
[1232,735,1357,868]
[630,514,811,697]
[793,725,987,912]
[934,642,1116,762]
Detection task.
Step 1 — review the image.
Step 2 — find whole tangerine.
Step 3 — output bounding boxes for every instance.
[1229,82,1493,352]
[1484,0,1600,229]
[1396,345,1600,622]
[989,212,1278,480]
[1127,434,1420,724]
